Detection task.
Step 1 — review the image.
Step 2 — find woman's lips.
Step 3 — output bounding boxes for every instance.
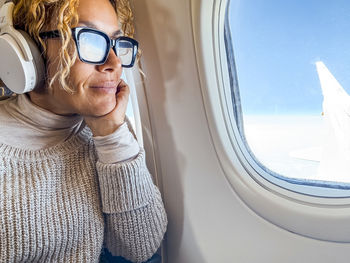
[90,81,119,93]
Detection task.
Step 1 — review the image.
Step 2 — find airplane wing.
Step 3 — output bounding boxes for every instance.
[289,61,350,183]
[289,147,321,162]
[316,61,350,183]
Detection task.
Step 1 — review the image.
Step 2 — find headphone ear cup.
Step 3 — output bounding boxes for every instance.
[18,30,45,89]
[0,34,29,93]
[0,30,44,94]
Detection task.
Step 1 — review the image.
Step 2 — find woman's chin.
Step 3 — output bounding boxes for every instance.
[86,100,116,117]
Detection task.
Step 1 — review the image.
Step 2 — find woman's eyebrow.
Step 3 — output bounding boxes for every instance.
[79,21,122,37]
[111,30,123,38]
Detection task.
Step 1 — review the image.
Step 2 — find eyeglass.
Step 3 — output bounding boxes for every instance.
[39,27,138,68]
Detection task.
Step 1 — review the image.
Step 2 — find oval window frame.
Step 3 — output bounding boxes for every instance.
[191,0,350,242]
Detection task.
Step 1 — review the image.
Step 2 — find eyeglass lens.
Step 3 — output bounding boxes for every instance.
[79,32,107,62]
[78,31,135,66]
[115,40,134,66]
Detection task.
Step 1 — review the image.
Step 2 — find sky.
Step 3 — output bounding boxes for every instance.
[228,0,350,115]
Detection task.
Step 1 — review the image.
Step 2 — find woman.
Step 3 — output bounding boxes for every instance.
[0,0,167,262]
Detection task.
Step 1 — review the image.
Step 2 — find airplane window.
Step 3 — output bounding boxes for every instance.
[123,71,137,133]
[126,92,135,129]
[226,0,350,185]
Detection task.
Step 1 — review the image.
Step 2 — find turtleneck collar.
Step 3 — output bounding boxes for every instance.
[6,94,83,131]
[0,94,84,150]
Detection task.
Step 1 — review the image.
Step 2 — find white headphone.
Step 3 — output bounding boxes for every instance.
[0,0,44,94]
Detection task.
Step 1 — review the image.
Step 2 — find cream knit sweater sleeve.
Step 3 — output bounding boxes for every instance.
[96,148,167,263]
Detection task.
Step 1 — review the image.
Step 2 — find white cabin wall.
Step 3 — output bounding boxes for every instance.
[131,0,350,262]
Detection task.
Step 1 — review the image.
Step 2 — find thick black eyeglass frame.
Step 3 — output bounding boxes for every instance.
[39,27,139,68]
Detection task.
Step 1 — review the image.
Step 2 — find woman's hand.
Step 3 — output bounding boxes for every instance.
[84,80,129,137]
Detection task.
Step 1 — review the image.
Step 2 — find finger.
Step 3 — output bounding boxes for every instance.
[117,79,128,92]
[115,80,130,103]
[116,84,129,98]
[114,82,130,111]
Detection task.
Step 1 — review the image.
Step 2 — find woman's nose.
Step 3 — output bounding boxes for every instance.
[96,48,122,73]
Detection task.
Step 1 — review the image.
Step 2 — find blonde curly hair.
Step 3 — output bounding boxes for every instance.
[12,0,135,93]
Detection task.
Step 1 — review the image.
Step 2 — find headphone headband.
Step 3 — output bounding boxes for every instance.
[0,1,12,27]
[0,2,33,61]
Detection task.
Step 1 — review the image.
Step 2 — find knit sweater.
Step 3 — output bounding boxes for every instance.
[0,95,167,262]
